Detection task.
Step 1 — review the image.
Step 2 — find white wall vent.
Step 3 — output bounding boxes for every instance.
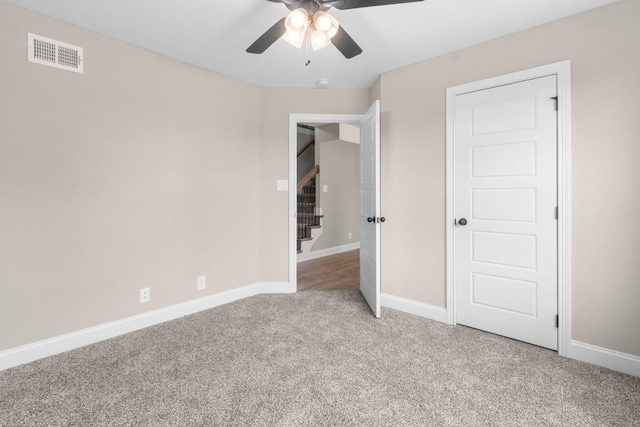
[27,33,83,74]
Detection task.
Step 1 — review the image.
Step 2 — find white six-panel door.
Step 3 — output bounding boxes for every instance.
[454,76,558,350]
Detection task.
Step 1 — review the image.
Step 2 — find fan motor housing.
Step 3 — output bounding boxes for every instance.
[285,0,324,13]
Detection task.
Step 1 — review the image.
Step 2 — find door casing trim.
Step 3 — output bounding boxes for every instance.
[445,60,572,356]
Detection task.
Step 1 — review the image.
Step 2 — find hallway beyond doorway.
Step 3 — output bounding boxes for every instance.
[297,250,359,291]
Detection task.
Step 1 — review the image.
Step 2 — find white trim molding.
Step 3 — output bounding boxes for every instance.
[0,282,292,372]
[567,340,640,377]
[4,281,638,377]
[260,281,295,294]
[297,242,360,263]
[380,293,448,324]
[445,60,572,355]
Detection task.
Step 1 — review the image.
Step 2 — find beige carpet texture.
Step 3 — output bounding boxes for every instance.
[1,290,639,426]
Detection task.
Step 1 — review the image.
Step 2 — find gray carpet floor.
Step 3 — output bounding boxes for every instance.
[1,290,639,426]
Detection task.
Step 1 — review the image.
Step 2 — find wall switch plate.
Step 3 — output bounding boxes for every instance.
[348,232,352,240]
[277,180,288,191]
[140,287,150,304]
[197,275,206,290]
[323,185,328,192]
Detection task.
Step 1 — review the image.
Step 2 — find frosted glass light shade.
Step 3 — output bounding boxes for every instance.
[281,8,340,51]
[284,8,309,48]
[284,29,305,48]
[310,28,331,50]
[313,11,339,40]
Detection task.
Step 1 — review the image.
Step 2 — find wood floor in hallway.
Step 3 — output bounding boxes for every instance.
[297,250,359,291]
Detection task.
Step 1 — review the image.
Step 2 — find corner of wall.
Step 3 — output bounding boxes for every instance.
[369,75,382,104]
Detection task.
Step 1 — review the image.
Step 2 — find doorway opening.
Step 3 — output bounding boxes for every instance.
[288,102,381,317]
[295,122,361,291]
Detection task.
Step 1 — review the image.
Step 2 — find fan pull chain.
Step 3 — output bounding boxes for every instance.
[305,37,311,66]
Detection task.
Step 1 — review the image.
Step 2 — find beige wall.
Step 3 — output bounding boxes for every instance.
[313,138,360,251]
[258,89,370,282]
[0,3,261,351]
[3,0,638,361]
[377,0,640,356]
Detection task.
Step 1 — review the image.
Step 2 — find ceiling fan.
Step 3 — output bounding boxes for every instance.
[246,0,424,59]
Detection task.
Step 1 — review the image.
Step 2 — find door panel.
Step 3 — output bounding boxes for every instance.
[472,189,536,222]
[472,273,537,316]
[359,101,381,318]
[472,231,537,269]
[472,95,536,134]
[472,141,536,177]
[455,76,558,350]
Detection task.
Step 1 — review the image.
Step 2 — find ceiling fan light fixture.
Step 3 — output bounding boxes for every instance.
[313,11,339,40]
[283,28,305,48]
[310,28,331,50]
[285,8,309,33]
[284,8,309,48]
[248,0,422,59]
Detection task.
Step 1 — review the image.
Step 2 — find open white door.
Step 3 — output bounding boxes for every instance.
[359,101,381,318]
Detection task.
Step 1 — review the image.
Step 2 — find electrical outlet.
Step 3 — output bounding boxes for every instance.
[140,287,150,304]
[197,275,206,290]
[348,232,352,240]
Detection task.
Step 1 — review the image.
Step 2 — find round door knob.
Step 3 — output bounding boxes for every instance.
[380,217,386,223]
[367,217,375,223]
[458,218,467,226]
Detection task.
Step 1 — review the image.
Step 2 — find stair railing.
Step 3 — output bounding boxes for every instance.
[297,139,315,158]
[297,165,319,192]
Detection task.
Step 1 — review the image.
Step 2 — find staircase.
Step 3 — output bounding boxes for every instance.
[297,165,323,254]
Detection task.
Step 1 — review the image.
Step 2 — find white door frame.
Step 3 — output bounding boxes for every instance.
[445,60,572,356]
[288,113,363,292]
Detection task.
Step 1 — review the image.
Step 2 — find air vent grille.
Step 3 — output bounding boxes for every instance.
[28,33,83,74]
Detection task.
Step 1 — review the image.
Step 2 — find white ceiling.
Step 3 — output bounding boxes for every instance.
[5,0,619,88]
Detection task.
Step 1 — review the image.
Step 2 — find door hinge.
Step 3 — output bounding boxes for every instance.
[555,315,559,328]
[555,206,558,219]
[550,96,558,111]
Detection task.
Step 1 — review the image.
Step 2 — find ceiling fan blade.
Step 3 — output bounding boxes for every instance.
[266,0,305,11]
[332,26,363,59]
[265,0,299,4]
[326,0,423,10]
[246,17,287,54]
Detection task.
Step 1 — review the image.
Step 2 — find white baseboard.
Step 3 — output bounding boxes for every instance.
[260,281,295,294]
[381,294,639,377]
[4,285,638,378]
[297,242,360,263]
[0,282,289,372]
[380,293,448,323]
[566,340,640,377]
